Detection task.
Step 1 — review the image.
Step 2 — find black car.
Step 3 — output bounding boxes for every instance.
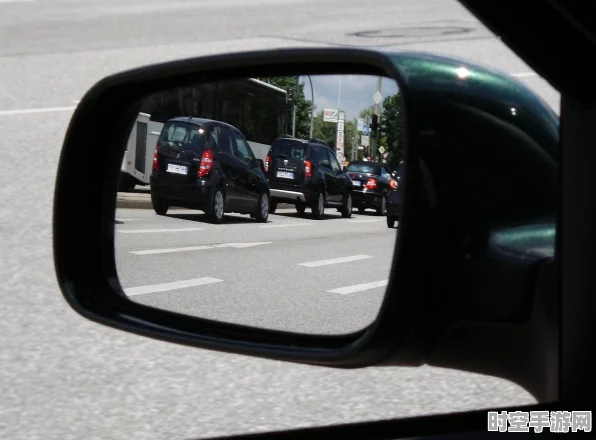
[149,117,270,224]
[265,137,352,219]
[346,160,395,215]
[386,160,404,228]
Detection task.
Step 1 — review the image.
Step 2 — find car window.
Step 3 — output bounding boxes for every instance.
[159,122,213,153]
[272,139,308,160]
[381,167,391,179]
[327,149,341,172]
[232,129,255,162]
[347,163,377,174]
[210,125,233,155]
[159,122,193,145]
[314,146,330,168]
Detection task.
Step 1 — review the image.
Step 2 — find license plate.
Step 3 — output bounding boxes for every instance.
[167,164,188,175]
[352,181,361,186]
[276,171,294,179]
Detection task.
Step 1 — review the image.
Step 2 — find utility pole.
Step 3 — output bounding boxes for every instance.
[371,76,382,161]
[292,75,299,137]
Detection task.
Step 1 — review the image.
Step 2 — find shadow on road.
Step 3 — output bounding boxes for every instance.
[167,213,270,225]
[273,208,384,221]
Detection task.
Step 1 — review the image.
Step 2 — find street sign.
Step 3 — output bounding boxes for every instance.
[357,118,364,132]
[362,134,370,147]
[337,120,344,132]
[362,124,369,136]
[373,91,383,105]
[338,111,345,121]
[323,108,338,122]
[378,146,386,154]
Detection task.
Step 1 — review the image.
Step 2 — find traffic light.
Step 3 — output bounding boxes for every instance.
[380,115,388,138]
[370,113,378,137]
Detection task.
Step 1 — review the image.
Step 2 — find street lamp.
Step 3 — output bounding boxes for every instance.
[306,75,314,139]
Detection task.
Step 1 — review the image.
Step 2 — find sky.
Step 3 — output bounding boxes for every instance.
[302,74,399,122]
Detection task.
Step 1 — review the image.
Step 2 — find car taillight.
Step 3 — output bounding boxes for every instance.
[366,178,377,189]
[390,179,398,190]
[265,154,270,172]
[305,160,312,177]
[198,149,213,178]
[152,146,159,171]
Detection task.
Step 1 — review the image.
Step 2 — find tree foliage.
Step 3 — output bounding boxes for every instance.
[381,92,405,170]
[261,76,313,140]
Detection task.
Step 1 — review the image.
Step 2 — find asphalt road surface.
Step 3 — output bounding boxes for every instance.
[1,0,548,439]
[116,208,393,335]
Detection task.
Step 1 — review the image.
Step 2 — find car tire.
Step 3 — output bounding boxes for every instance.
[207,186,225,224]
[377,195,387,216]
[151,196,169,216]
[296,202,306,214]
[254,192,269,223]
[387,215,397,228]
[340,193,352,218]
[311,191,325,220]
[270,200,277,214]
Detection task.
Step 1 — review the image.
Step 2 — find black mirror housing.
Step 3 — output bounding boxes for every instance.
[53,46,561,401]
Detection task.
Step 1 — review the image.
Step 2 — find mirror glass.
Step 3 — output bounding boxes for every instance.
[114,73,405,335]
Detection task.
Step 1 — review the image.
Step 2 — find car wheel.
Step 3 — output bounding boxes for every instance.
[341,193,352,218]
[296,202,306,214]
[254,192,269,223]
[151,196,169,216]
[387,215,396,228]
[377,195,387,216]
[207,186,225,224]
[270,200,277,214]
[311,191,325,220]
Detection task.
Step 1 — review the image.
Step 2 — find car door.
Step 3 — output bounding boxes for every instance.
[326,148,344,203]
[230,128,260,210]
[213,125,243,210]
[313,145,334,202]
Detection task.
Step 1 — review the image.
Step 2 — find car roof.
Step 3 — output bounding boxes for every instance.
[272,137,328,148]
[167,116,239,131]
[348,160,384,167]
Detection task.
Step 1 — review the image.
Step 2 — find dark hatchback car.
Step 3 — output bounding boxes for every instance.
[386,160,404,228]
[149,117,270,224]
[265,137,353,219]
[347,160,396,215]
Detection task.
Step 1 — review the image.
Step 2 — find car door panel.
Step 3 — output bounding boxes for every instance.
[231,129,260,210]
[213,126,243,210]
[316,148,335,202]
[326,148,343,203]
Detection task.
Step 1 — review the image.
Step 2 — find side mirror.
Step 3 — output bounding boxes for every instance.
[254,158,264,170]
[53,47,561,401]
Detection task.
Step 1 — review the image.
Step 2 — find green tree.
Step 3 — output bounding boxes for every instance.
[359,108,373,119]
[380,92,405,169]
[261,76,313,140]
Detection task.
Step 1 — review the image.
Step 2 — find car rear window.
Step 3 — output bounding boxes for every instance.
[271,140,308,160]
[347,163,378,174]
[158,122,208,153]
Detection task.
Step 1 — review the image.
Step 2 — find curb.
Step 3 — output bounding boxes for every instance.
[116,193,296,210]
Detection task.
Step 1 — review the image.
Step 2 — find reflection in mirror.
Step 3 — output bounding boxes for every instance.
[114,73,405,335]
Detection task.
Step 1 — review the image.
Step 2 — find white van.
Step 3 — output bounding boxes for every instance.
[119,113,164,191]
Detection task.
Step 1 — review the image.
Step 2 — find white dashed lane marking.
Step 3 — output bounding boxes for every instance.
[130,242,272,255]
[298,255,373,268]
[124,277,223,296]
[327,280,389,295]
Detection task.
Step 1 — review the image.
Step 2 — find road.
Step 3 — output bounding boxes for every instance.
[116,208,392,335]
[1,0,547,439]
